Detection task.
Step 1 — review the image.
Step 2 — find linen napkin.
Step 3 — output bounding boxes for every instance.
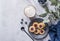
[49,21,60,41]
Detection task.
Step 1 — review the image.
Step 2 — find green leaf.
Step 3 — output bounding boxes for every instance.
[51,11,58,19]
[50,0,57,6]
[39,13,47,17]
[43,5,50,13]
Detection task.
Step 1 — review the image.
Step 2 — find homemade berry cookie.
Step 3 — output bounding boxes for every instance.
[29,26,36,32]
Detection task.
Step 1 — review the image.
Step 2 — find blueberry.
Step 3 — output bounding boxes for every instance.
[38,0,47,4]
[21,27,25,30]
[21,19,24,21]
[21,22,23,24]
[25,22,27,24]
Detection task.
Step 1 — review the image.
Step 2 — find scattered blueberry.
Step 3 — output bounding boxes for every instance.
[21,27,25,30]
[25,22,27,24]
[21,19,24,21]
[21,22,23,24]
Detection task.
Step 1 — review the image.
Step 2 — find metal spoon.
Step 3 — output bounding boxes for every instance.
[21,27,34,41]
[21,27,44,41]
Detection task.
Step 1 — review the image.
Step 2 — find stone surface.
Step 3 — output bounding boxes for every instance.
[0,0,51,41]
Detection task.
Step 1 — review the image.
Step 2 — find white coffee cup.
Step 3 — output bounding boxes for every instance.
[24,5,36,18]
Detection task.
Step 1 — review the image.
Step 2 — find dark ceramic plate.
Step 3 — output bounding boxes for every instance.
[28,18,49,40]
